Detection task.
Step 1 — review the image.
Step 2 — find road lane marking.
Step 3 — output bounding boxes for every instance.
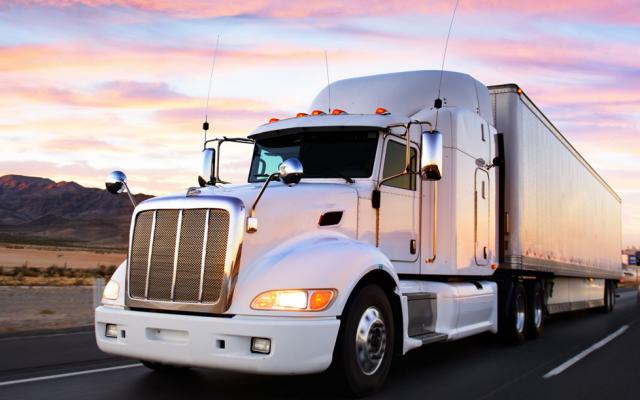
[543,325,629,379]
[0,363,142,387]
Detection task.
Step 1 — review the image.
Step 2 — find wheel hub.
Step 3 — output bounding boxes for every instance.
[534,293,543,328]
[355,306,387,375]
[515,294,526,333]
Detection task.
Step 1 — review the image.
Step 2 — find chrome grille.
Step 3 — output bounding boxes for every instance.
[129,208,230,304]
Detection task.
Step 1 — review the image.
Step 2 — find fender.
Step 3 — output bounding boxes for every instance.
[227,231,400,317]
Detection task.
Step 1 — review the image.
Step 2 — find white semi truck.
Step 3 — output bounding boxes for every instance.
[96,70,622,395]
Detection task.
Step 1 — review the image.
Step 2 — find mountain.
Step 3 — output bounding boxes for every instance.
[0,175,153,248]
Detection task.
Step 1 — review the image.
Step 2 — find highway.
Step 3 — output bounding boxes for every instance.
[1,290,638,400]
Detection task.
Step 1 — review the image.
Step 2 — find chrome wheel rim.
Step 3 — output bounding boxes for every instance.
[515,293,526,333]
[355,306,387,376]
[534,293,543,328]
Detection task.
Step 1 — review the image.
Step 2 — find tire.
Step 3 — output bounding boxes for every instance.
[141,360,189,373]
[499,282,527,345]
[525,281,544,339]
[602,280,615,313]
[333,284,394,397]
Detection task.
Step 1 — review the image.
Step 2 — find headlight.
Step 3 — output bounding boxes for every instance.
[102,280,120,301]
[250,289,336,311]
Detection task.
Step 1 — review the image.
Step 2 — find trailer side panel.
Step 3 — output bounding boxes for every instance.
[490,85,621,279]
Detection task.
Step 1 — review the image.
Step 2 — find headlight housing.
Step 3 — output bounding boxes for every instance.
[102,280,120,301]
[251,289,337,311]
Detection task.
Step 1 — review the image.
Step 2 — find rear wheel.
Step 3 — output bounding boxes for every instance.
[603,280,615,313]
[525,281,544,339]
[333,284,394,397]
[499,282,527,344]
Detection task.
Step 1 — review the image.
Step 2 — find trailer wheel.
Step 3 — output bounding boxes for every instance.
[525,281,544,339]
[499,282,527,344]
[334,284,394,397]
[603,280,615,313]
[141,360,189,373]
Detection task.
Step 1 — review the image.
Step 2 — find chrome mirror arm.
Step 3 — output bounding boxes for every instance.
[246,172,279,233]
[246,158,304,233]
[122,181,137,208]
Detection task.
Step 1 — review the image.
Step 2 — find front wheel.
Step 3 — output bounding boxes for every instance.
[141,360,189,373]
[333,284,394,397]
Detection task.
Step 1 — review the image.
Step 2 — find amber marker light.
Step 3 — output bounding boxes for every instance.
[268,117,280,123]
[251,289,337,311]
[516,88,523,95]
[296,112,308,117]
[375,107,389,115]
[491,263,498,270]
[309,290,336,310]
[331,109,346,115]
[311,109,326,116]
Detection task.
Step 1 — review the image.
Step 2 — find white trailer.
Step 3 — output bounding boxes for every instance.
[490,85,622,314]
[96,70,622,396]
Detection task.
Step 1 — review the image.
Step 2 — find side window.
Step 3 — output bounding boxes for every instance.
[382,140,417,190]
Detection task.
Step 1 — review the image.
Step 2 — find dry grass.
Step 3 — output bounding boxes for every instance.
[0,243,125,269]
[0,264,115,286]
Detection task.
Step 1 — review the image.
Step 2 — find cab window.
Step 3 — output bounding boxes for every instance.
[382,140,417,190]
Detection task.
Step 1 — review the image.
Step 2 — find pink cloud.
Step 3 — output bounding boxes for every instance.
[6,0,640,23]
[1,80,279,113]
[0,42,375,84]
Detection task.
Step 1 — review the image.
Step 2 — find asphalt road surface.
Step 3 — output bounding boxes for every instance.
[1,290,639,400]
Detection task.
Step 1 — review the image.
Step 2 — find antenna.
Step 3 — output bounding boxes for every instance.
[434,0,460,128]
[203,35,221,143]
[324,50,331,113]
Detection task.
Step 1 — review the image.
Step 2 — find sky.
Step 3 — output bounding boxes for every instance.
[0,0,639,246]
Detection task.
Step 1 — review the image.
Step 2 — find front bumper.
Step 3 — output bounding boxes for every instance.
[95,306,340,375]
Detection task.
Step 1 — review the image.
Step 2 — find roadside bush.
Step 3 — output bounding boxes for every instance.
[1,264,116,280]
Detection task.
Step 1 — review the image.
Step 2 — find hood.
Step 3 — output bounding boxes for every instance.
[139,181,359,270]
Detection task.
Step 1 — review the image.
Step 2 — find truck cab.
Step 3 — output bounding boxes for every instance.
[95,70,619,396]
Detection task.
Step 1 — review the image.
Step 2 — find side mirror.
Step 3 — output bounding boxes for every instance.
[106,170,127,194]
[105,170,137,207]
[279,158,304,185]
[420,130,443,181]
[198,148,216,187]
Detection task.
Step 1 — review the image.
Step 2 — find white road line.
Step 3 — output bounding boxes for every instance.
[0,363,142,387]
[543,325,629,379]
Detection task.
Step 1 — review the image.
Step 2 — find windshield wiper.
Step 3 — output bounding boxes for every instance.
[337,173,354,184]
[322,165,354,183]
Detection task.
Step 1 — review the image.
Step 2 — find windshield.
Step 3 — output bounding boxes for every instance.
[248,129,379,182]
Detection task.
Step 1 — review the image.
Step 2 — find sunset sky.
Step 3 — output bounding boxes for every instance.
[0,1,639,245]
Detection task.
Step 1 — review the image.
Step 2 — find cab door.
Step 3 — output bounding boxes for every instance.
[378,138,419,270]
[475,168,490,266]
